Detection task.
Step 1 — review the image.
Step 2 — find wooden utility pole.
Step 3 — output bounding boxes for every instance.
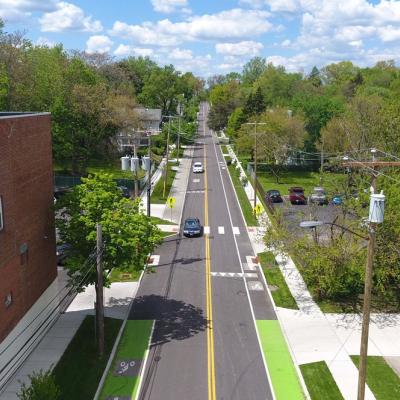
[147,134,151,217]
[96,223,104,357]
[163,117,172,199]
[342,156,397,400]
[133,142,138,198]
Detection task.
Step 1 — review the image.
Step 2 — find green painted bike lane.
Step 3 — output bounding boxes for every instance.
[256,320,305,400]
[99,320,154,400]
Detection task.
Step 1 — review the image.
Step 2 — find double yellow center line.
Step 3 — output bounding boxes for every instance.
[204,134,216,400]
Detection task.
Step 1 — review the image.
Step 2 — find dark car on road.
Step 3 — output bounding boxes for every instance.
[183,218,203,237]
[288,187,307,205]
[265,189,283,203]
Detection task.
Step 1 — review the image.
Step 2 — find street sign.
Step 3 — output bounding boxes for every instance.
[254,203,263,216]
[167,197,176,209]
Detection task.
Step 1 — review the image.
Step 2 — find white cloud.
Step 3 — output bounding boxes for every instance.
[40,2,102,33]
[86,35,113,54]
[36,36,56,47]
[215,40,263,56]
[0,0,57,22]
[169,48,193,60]
[151,0,190,14]
[109,9,272,46]
[114,44,154,57]
[281,39,291,47]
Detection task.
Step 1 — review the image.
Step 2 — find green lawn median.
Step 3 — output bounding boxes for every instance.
[258,251,298,309]
[99,320,154,400]
[151,165,177,204]
[351,355,400,399]
[227,164,258,226]
[256,320,304,399]
[52,316,122,400]
[300,361,344,400]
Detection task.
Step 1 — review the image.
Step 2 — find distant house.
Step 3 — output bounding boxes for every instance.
[117,107,162,151]
[0,112,57,390]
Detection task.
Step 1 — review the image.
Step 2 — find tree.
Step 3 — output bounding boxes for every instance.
[242,57,266,85]
[17,369,60,400]
[244,86,264,117]
[308,66,322,87]
[226,107,247,138]
[56,174,163,291]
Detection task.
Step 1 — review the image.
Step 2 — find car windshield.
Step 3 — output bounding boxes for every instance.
[313,189,325,194]
[292,188,304,193]
[269,190,280,195]
[194,163,202,167]
[185,219,198,227]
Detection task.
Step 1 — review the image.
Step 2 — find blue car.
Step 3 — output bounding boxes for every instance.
[332,194,343,205]
[183,218,203,237]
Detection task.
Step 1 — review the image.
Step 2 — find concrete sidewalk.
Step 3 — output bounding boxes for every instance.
[224,140,400,400]
[0,272,138,400]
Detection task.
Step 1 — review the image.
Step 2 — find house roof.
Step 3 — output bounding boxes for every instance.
[134,107,162,122]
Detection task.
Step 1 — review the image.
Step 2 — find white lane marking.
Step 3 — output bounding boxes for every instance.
[221,166,226,170]
[147,255,160,266]
[218,226,225,234]
[187,190,205,194]
[248,281,263,291]
[193,178,200,183]
[232,226,240,235]
[211,130,277,400]
[210,272,260,278]
[204,226,210,234]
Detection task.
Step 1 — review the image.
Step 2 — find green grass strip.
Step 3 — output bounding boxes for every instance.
[227,164,258,226]
[300,361,344,400]
[100,320,154,400]
[258,252,298,310]
[151,166,177,204]
[256,320,304,400]
[351,356,400,399]
[53,316,122,400]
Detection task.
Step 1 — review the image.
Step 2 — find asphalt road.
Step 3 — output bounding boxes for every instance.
[129,102,275,400]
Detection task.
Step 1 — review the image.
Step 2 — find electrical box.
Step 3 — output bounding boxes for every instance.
[369,192,385,224]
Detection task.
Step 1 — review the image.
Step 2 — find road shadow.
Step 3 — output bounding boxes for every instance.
[129,294,207,346]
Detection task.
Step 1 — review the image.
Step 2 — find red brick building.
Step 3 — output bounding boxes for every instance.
[0,113,57,388]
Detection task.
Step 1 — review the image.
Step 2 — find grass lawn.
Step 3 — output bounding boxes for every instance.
[351,356,400,399]
[151,164,177,204]
[227,164,258,226]
[99,320,154,400]
[54,159,146,180]
[258,252,298,309]
[220,145,228,154]
[257,169,346,197]
[109,267,142,283]
[300,361,344,400]
[52,316,122,400]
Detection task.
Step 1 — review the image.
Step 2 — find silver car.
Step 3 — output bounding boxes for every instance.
[309,187,328,205]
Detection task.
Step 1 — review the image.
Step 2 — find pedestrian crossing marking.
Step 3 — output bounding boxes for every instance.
[193,178,200,183]
[187,190,205,194]
[245,256,258,270]
[221,166,226,170]
[147,255,160,266]
[218,226,225,234]
[232,227,240,235]
[248,281,263,291]
[204,226,210,234]
[210,272,259,278]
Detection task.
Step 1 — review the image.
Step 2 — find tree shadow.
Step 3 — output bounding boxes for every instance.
[129,295,207,346]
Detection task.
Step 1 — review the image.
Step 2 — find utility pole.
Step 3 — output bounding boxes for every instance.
[163,117,172,199]
[244,121,267,216]
[177,104,182,164]
[147,133,151,217]
[342,152,396,400]
[133,142,138,198]
[96,223,104,357]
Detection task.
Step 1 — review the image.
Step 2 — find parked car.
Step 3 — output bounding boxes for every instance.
[192,162,204,173]
[332,194,344,205]
[309,187,328,205]
[265,189,283,203]
[288,187,307,205]
[118,185,130,198]
[183,218,203,237]
[56,243,72,265]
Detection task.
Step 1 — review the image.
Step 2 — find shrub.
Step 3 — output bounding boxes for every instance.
[240,176,248,186]
[17,369,61,400]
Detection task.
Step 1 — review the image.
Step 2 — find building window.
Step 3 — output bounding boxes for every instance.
[0,196,3,231]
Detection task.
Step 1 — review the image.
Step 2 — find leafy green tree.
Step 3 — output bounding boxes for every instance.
[242,57,266,85]
[17,369,60,400]
[56,173,162,291]
[244,86,264,117]
[226,107,247,138]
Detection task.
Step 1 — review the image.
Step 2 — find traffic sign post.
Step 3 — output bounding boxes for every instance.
[167,197,176,222]
[254,203,263,218]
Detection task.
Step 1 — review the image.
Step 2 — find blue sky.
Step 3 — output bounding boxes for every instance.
[2,0,400,77]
